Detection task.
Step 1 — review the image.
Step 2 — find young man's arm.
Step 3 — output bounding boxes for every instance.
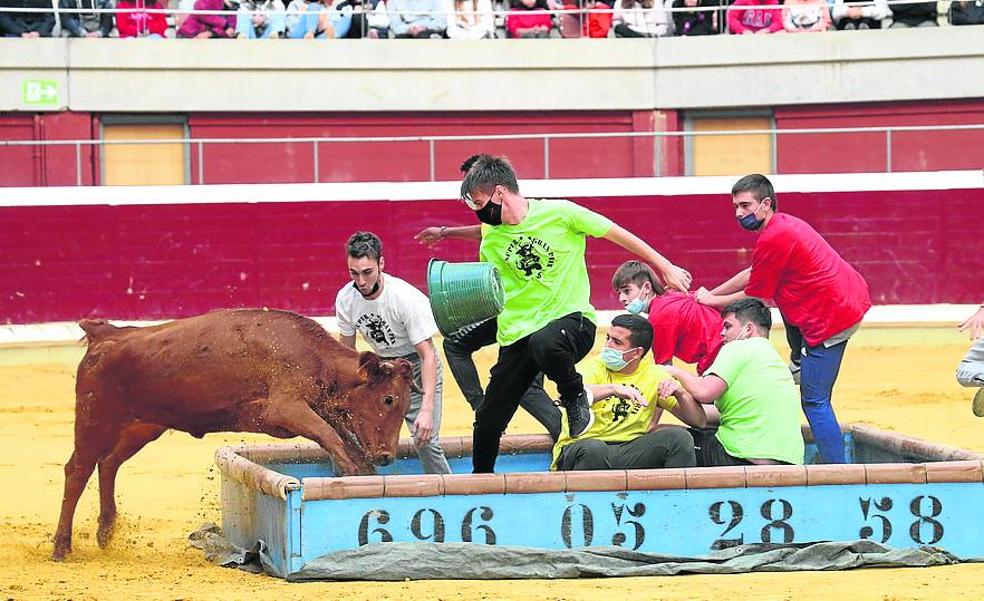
[414,225,483,247]
[412,338,439,445]
[602,224,692,292]
[658,377,707,428]
[959,302,984,340]
[664,365,727,405]
[695,267,752,308]
[586,383,646,406]
[339,333,356,348]
[711,267,751,295]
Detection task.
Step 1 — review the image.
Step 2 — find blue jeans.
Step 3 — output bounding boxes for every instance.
[801,340,848,464]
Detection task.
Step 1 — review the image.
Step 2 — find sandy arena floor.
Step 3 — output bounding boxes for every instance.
[2,327,983,600]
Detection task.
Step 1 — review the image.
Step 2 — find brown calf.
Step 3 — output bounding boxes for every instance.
[52,309,413,561]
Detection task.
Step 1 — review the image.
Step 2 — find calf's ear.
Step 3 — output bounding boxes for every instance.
[395,358,422,394]
[357,351,381,382]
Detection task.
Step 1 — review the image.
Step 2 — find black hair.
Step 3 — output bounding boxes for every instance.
[459,154,520,199]
[722,297,772,332]
[731,173,778,212]
[346,231,383,262]
[611,313,653,356]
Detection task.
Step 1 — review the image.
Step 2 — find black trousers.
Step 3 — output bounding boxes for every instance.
[473,312,596,473]
[443,317,561,440]
[689,427,752,467]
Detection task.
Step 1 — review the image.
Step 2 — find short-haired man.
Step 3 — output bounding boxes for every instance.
[613,260,724,375]
[663,298,805,467]
[695,174,870,464]
[335,231,451,475]
[552,314,699,471]
[958,300,984,417]
[459,154,692,473]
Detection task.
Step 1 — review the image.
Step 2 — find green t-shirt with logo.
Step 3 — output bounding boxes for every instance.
[478,199,613,346]
[551,357,678,470]
[705,337,805,465]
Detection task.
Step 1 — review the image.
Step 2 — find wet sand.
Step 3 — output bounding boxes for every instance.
[2,327,983,600]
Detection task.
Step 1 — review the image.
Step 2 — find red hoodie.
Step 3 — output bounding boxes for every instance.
[728,0,783,33]
[116,0,169,37]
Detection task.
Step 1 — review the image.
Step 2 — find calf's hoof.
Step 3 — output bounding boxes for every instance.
[51,542,70,562]
[97,522,115,549]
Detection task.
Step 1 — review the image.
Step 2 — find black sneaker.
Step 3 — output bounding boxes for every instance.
[563,387,595,438]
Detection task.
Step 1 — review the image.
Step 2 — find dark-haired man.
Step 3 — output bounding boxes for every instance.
[457,153,692,473]
[612,260,724,375]
[552,314,699,471]
[694,174,870,464]
[664,298,805,467]
[334,231,451,474]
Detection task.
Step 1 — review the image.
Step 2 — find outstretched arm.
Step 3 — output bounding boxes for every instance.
[602,224,692,292]
[711,267,751,295]
[414,225,483,247]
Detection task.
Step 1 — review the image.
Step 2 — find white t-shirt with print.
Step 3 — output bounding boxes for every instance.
[335,273,438,358]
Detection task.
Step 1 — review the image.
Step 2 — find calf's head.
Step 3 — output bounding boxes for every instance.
[329,351,415,467]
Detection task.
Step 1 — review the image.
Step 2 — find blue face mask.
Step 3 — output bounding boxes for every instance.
[626,297,648,314]
[601,346,637,371]
[738,199,768,231]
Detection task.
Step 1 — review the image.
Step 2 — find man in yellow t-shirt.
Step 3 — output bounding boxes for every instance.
[552,314,702,471]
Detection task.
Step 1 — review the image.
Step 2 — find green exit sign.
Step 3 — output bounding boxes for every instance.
[22,79,60,106]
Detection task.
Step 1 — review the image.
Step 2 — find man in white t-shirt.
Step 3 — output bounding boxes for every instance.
[335,231,451,475]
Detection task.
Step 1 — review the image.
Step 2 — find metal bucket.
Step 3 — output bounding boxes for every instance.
[427,259,505,338]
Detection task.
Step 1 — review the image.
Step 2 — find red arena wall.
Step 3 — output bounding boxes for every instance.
[1,172,980,324]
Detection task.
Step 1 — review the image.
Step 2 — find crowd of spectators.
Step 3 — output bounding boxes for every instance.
[0,0,979,38]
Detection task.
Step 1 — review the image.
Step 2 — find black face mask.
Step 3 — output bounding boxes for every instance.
[353,280,380,298]
[475,200,503,226]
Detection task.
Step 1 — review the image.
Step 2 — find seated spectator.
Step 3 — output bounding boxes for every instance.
[236,0,286,37]
[727,0,783,33]
[831,0,887,29]
[116,0,168,36]
[612,0,669,36]
[672,0,716,35]
[613,261,724,375]
[888,0,937,26]
[388,0,446,37]
[176,0,237,37]
[551,314,699,472]
[337,0,389,37]
[445,0,493,38]
[59,0,114,37]
[663,298,805,467]
[949,0,984,24]
[957,302,984,416]
[0,0,56,37]
[782,0,829,30]
[504,0,552,37]
[285,0,352,38]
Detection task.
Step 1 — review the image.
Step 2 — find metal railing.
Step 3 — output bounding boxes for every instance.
[2,123,982,185]
[0,0,953,38]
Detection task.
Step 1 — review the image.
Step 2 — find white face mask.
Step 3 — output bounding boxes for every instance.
[733,324,754,342]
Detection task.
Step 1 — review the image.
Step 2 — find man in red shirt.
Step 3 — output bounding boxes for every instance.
[612,260,724,375]
[695,174,871,464]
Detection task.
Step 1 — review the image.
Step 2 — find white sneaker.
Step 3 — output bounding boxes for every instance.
[972,388,984,418]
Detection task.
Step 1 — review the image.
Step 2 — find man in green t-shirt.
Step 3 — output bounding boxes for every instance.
[663,298,805,466]
[553,314,700,471]
[458,154,693,473]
